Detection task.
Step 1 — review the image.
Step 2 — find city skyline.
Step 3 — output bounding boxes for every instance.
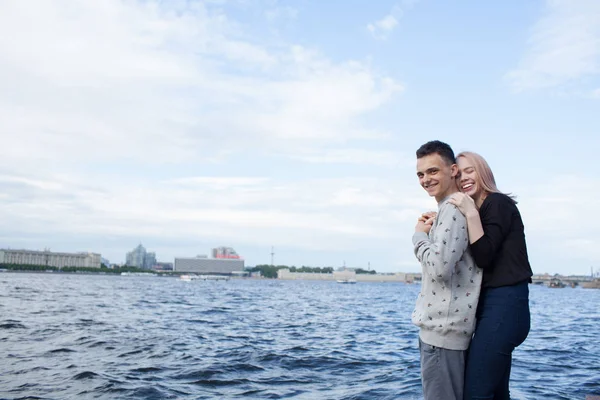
[125,243,157,269]
[3,242,598,278]
[1,1,599,275]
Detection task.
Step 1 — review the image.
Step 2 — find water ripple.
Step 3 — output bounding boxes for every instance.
[0,273,599,399]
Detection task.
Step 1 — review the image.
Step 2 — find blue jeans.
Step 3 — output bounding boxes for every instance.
[464,280,530,400]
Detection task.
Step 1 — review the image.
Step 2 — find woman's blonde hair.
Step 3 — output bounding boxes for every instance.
[456,151,517,204]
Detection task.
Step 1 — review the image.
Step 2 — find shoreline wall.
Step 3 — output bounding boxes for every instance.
[277,269,408,283]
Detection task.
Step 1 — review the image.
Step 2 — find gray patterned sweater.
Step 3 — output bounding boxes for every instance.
[412,196,482,351]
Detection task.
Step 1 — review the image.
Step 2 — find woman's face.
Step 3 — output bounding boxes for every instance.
[457,156,483,200]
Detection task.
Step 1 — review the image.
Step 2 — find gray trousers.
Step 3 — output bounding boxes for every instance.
[419,338,466,400]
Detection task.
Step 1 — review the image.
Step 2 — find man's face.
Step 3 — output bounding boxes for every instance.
[416,153,458,202]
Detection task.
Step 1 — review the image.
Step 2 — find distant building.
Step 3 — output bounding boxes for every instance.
[212,246,241,259]
[406,273,422,283]
[152,262,174,271]
[125,244,156,269]
[175,247,244,274]
[174,257,244,274]
[250,270,262,278]
[101,257,110,266]
[145,252,157,269]
[0,248,101,268]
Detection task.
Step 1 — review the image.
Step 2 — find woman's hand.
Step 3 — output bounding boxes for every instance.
[448,193,477,216]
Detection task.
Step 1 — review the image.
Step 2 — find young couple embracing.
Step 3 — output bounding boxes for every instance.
[412,140,533,400]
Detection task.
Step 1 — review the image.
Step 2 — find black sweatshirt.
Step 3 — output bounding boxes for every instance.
[470,192,533,288]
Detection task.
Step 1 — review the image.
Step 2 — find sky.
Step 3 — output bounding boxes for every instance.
[1,0,599,275]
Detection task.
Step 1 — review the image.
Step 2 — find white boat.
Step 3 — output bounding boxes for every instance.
[337,279,357,284]
[200,275,230,281]
[180,274,230,281]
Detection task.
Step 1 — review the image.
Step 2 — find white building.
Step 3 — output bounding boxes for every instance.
[0,249,101,268]
[174,247,245,274]
[174,256,244,274]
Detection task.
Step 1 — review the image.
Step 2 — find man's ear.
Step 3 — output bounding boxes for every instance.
[450,164,459,178]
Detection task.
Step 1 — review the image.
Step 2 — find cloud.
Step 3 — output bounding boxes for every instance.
[512,174,600,272]
[286,148,408,167]
[367,14,399,40]
[0,169,431,259]
[367,7,402,40]
[167,177,269,188]
[265,6,298,22]
[506,0,600,91]
[367,0,419,40]
[0,0,402,168]
[0,0,413,269]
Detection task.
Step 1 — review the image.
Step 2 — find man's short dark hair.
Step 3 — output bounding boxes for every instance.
[416,140,456,165]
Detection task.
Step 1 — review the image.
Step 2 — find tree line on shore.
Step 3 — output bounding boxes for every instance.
[247,264,376,279]
[1,263,378,279]
[0,263,157,274]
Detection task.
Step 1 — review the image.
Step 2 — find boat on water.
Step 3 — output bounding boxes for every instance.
[202,275,230,281]
[180,274,230,281]
[335,260,357,283]
[547,278,566,288]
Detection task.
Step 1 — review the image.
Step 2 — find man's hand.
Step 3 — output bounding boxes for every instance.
[415,219,432,234]
[448,193,477,216]
[419,211,437,226]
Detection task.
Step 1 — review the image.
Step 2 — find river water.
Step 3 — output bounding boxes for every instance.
[0,272,598,399]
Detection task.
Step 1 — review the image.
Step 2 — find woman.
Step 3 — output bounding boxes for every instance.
[448,151,533,400]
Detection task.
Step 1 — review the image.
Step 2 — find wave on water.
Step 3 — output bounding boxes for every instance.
[0,273,599,399]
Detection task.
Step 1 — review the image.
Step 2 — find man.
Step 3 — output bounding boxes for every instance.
[412,140,482,400]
